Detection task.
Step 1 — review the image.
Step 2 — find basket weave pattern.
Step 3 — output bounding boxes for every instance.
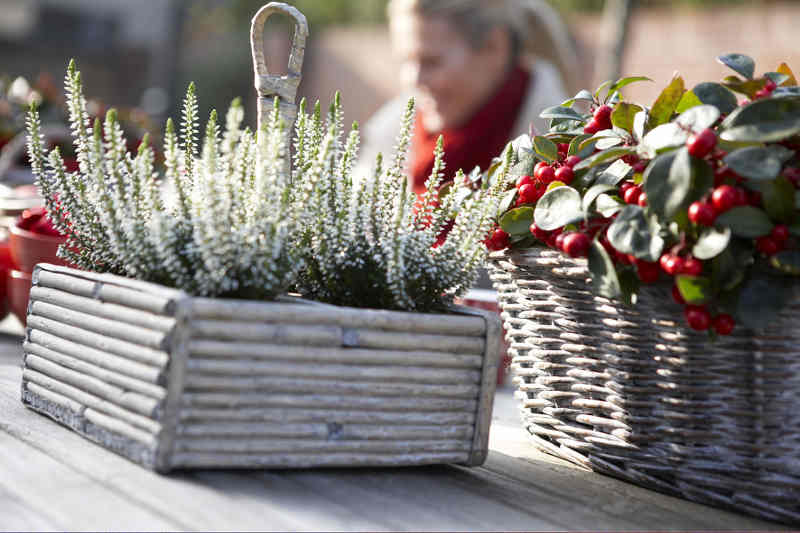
[489,248,800,524]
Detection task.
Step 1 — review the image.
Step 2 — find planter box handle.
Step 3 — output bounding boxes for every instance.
[250,2,308,135]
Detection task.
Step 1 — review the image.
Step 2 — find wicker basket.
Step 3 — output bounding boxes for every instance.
[489,247,800,525]
[21,264,502,471]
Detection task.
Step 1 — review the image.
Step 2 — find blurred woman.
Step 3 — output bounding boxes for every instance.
[358,0,579,194]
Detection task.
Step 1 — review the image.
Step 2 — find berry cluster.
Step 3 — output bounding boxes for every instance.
[583,104,613,135]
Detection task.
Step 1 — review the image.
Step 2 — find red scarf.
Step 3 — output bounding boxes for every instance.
[410,66,531,195]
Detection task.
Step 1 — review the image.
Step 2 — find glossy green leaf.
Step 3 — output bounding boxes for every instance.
[647,75,685,129]
[717,53,755,79]
[497,188,518,219]
[588,239,621,299]
[595,159,632,186]
[609,76,653,96]
[723,76,768,98]
[533,186,584,231]
[676,275,713,304]
[533,135,559,162]
[712,245,748,291]
[569,134,595,158]
[539,105,585,121]
[714,206,774,237]
[573,147,634,171]
[762,176,795,222]
[641,122,691,152]
[594,80,614,101]
[607,205,664,261]
[693,227,731,260]
[562,89,593,107]
[720,96,800,142]
[675,104,720,131]
[736,274,797,330]
[765,72,791,86]
[676,90,703,113]
[595,193,624,218]
[642,150,685,219]
[723,147,783,181]
[771,250,800,275]
[691,82,738,114]
[594,133,625,150]
[509,151,537,179]
[611,102,643,134]
[499,206,534,236]
[582,183,617,212]
[633,110,648,142]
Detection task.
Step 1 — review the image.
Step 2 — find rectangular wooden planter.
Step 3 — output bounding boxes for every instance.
[20,264,502,472]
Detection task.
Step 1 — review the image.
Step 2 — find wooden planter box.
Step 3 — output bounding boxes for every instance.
[21,264,502,472]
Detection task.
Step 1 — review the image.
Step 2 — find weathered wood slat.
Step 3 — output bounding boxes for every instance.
[344,328,485,354]
[177,422,475,440]
[189,320,343,345]
[183,374,479,398]
[24,341,167,400]
[23,369,163,434]
[27,317,169,370]
[30,300,170,351]
[180,392,478,412]
[83,406,159,448]
[171,451,471,468]
[190,299,487,336]
[29,285,177,333]
[175,438,471,455]
[468,308,502,466]
[25,380,83,416]
[24,354,161,417]
[179,407,476,425]
[188,341,484,368]
[35,265,182,315]
[186,358,481,384]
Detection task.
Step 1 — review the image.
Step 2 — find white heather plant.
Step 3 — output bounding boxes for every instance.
[26,60,303,299]
[292,94,513,311]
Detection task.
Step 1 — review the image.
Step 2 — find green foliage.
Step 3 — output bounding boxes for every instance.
[292,95,509,312]
[494,52,800,335]
[27,61,303,299]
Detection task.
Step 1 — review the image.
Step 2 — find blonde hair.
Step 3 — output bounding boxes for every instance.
[388,0,582,90]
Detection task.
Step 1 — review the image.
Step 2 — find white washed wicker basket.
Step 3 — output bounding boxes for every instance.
[18,3,503,472]
[21,264,502,471]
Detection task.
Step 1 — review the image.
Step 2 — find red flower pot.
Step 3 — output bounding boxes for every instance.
[7,269,31,326]
[8,223,67,273]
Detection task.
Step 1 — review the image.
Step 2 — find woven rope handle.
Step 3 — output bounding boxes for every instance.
[250,2,308,134]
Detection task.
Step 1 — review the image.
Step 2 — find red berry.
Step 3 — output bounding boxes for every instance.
[583,119,601,135]
[733,187,748,206]
[660,254,684,275]
[711,185,737,214]
[681,257,703,276]
[713,313,735,335]
[554,166,574,184]
[672,284,686,305]
[530,224,550,242]
[632,160,648,174]
[772,224,790,243]
[756,235,781,256]
[783,167,800,187]
[516,175,534,188]
[636,260,660,283]
[555,232,569,251]
[685,305,711,331]
[688,202,715,226]
[518,183,538,204]
[557,143,570,155]
[753,88,771,100]
[637,192,648,207]
[764,79,777,91]
[491,228,510,250]
[593,105,613,127]
[538,165,556,183]
[534,161,549,178]
[564,155,581,168]
[686,128,717,158]
[623,186,642,205]
[562,232,591,258]
[619,181,634,194]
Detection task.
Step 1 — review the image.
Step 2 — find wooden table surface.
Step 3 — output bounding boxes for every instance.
[0,317,785,531]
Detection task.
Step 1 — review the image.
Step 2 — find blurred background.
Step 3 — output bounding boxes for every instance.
[2,0,798,143]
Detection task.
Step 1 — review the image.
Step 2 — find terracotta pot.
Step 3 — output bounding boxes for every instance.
[8,223,67,273]
[7,269,31,325]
